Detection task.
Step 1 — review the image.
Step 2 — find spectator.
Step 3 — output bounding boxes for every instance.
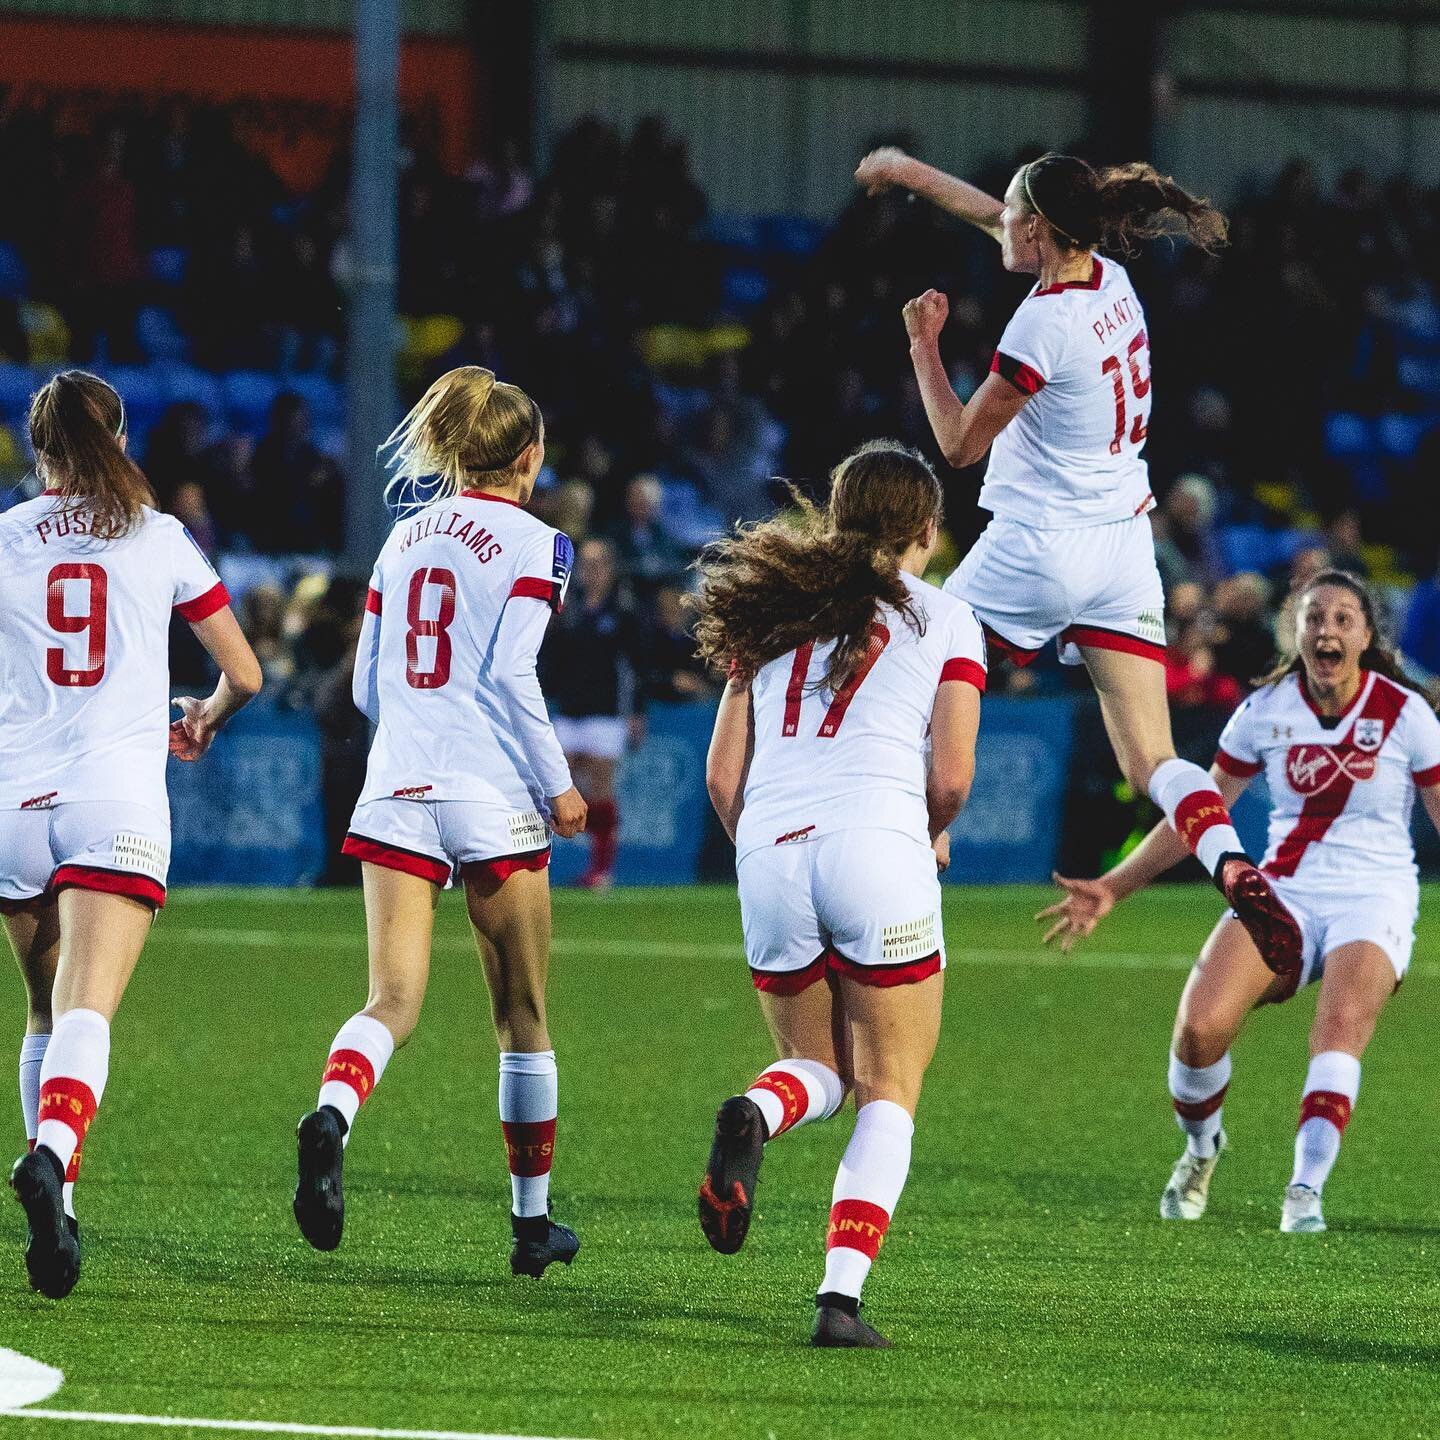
[606,474,689,595]
[642,583,714,705]
[249,393,344,554]
[1153,474,1222,592]
[1402,553,1440,678]
[1211,573,1276,688]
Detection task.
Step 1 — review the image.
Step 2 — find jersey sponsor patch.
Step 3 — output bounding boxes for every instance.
[552,534,575,610]
[508,809,549,851]
[111,831,169,882]
[882,912,938,962]
[1286,744,1377,796]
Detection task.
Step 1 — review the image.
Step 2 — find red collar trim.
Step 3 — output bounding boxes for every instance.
[41,488,63,497]
[1033,256,1103,298]
[1298,668,1371,723]
[459,489,522,508]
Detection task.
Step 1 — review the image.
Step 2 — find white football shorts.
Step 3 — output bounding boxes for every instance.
[1234,874,1419,987]
[946,511,1166,666]
[553,714,628,762]
[0,800,171,911]
[344,796,552,886]
[738,827,945,992]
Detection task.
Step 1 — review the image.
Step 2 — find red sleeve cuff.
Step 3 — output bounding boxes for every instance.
[365,586,382,616]
[939,657,987,693]
[1215,748,1262,778]
[1413,762,1440,788]
[175,581,230,623]
[509,576,562,612]
[990,350,1046,395]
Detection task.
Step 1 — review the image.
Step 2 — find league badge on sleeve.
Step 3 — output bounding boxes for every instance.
[1353,718,1384,752]
[552,533,575,612]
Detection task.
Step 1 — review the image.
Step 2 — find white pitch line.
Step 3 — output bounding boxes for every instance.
[4,1412,582,1440]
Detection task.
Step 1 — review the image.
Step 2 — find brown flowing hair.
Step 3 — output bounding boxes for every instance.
[694,440,943,692]
[1020,153,1228,257]
[1253,568,1424,699]
[29,370,155,538]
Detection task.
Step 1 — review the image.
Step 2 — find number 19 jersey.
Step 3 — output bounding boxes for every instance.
[735,573,986,862]
[356,490,574,812]
[0,494,229,812]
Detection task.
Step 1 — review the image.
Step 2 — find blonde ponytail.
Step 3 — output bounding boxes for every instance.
[381,365,541,513]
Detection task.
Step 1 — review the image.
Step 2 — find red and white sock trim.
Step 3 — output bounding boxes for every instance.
[1291,1051,1360,1193]
[819,1099,914,1302]
[744,1058,844,1140]
[1149,758,1243,876]
[499,1050,558,1218]
[34,1008,110,1176]
[317,1014,395,1141]
[1168,1050,1231,1156]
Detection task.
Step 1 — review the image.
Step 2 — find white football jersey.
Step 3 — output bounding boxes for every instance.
[735,573,986,862]
[355,489,574,814]
[1216,670,1440,885]
[0,493,228,812]
[981,255,1156,529]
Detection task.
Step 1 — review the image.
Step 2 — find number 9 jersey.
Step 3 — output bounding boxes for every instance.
[0,494,228,814]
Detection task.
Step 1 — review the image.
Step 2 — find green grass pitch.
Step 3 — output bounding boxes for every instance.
[4,883,1440,1439]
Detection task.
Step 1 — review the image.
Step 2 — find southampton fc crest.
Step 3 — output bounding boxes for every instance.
[1353,718,1384,752]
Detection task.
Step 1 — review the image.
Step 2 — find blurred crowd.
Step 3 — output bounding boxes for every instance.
[5,97,1440,723]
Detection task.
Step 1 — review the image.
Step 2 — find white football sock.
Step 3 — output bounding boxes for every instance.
[19,1032,48,1146]
[35,1008,109,1176]
[317,1013,395,1145]
[499,1050,558,1218]
[1169,1050,1231,1157]
[1149,758,1244,876]
[745,1058,844,1140]
[1292,1050,1361,1194]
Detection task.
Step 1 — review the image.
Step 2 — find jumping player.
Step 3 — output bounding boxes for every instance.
[854,147,1302,982]
[292,367,588,1277]
[694,441,985,1348]
[1039,571,1440,1232]
[3,371,261,1298]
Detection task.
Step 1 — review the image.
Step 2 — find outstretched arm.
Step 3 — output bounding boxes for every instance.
[905,290,1030,469]
[1037,765,1253,950]
[855,147,1003,241]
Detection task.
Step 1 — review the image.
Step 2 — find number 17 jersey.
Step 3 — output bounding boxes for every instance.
[735,573,987,862]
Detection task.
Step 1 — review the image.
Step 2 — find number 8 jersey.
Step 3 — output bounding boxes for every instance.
[735,572,987,862]
[0,494,228,813]
[354,490,575,812]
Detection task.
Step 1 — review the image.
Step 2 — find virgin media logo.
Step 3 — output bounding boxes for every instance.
[1286,744,1376,795]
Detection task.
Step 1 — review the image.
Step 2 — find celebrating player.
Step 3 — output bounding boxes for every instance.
[694,441,984,1348]
[2,371,262,1298]
[853,147,1303,982]
[292,367,588,1278]
[1039,571,1440,1232]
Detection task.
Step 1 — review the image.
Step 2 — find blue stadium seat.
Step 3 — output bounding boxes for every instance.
[1377,412,1428,459]
[103,365,166,432]
[653,383,710,423]
[223,369,281,431]
[136,307,188,364]
[148,247,188,288]
[0,364,42,427]
[1323,411,1377,457]
[156,363,223,417]
[1217,524,1279,576]
[0,243,27,302]
[282,372,345,428]
[703,214,764,252]
[723,266,770,310]
[759,215,825,258]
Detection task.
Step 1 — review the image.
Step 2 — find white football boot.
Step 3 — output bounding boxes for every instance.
[1159,1132,1227,1220]
[1280,1183,1326,1233]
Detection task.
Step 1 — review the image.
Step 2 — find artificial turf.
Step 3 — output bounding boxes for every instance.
[4,883,1440,1439]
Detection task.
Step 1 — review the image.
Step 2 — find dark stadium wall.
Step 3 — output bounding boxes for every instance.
[0,16,479,188]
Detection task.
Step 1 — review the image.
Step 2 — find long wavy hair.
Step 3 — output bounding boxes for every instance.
[1020,153,1228,257]
[693,440,942,693]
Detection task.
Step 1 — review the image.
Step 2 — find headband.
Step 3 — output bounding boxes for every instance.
[1022,163,1083,248]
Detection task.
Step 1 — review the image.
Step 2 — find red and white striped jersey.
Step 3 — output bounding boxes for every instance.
[0,494,228,812]
[354,489,574,812]
[735,573,986,861]
[1215,670,1440,884]
[982,255,1156,530]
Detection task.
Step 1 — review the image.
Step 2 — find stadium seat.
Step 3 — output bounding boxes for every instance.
[147,247,188,288]
[1323,411,1376,457]
[0,243,27,301]
[0,364,41,427]
[104,365,167,432]
[723,266,770,310]
[223,369,281,431]
[283,372,345,428]
[1377,412,1428,459]
[156,363,223,416]
[136,306,189,364]
[703,214,764,252]
[653,382,711,423]
[759,215,825,258]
